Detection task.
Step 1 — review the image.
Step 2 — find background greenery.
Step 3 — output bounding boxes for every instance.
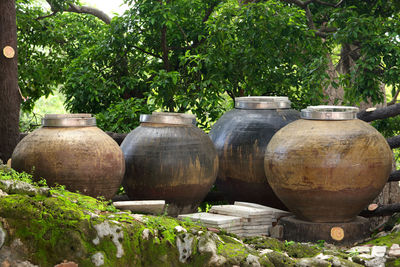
[17,0,400,138]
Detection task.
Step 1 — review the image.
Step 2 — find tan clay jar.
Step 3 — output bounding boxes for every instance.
[264,106,392,222]
[12,114,125,199]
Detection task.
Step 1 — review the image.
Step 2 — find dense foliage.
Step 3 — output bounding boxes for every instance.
[16,0,400,132]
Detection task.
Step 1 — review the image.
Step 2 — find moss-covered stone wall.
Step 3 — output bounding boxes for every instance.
[0,165,390,267]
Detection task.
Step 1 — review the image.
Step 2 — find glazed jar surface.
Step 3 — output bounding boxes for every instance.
[12,114,125,199]
[121,112,218,216]
[209,96,299,209]
[264,106,392,222]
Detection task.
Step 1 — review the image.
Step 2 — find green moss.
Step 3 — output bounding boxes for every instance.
[365,231,400,247]
[285,242,321,258]
[0,168,34,184]
[266,251,297,267]
[217,242,249,264]
[244,236,285,251]
[387,258,400,267]
[0,166,341,266]
[259,255,275,267]
[243,236,321,258]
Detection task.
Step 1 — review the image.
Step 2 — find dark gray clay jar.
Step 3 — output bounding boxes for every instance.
[209,97,300,209]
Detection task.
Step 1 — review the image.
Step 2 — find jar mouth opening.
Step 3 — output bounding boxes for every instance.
[42,114,96,127]
[301,105,359,120]
[140,112,196,125]
[235,96,291,110]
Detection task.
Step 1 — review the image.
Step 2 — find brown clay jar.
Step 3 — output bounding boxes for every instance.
[264,106,392,223]
[121,112,218,216]
[12,114,125,199]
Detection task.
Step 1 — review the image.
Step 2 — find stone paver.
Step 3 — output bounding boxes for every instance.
[209,205,273,218]
[178,213,242,227]
[113,200,165,215]
[234,201,290,217]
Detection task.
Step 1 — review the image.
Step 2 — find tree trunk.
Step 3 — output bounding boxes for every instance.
[0,0,20,163]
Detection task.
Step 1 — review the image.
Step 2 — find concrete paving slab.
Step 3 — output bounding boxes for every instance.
[113,200,165,215]
[178,212,242,227]
[244,218,275,224]
[210,205,273,218]
[234,201,290,216]
[243,225,271,230]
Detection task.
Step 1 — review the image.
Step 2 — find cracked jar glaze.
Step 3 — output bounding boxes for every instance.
[121,112,218,216]
[264,106,393,222]
[11,114,125,199]
[209,96,300,209]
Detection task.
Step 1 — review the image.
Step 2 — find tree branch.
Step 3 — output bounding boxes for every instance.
[313,0,337,7]
[360,203,400,217]
[36,11,58,21]
[105,132,127,145]
[169,2,218,52]
[279,0,306,8]
[161,26,170,71]
[357,103,400,122]
[131,45,162,59]
[67,4,111,24]
[304,5,316,30]
[45,1,111,24]
[388,87,400,106]
[203,3,217,23]
[279,0,339,38]
[388,170,400,182]
[169,38,206,51]
[387,135,400,149]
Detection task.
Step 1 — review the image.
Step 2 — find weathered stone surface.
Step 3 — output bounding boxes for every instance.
[388,243,400,257]
[176,233,194,263]
[364,257,386,267]
[2,166,400,267]
[270,225,283,239]
[174,225,187,233]
[197,232,227,266]
[265,251,297,267]
[297,257,331,267]
[346,246,371,254]
[54,261,78,267]
[370,245,387,257]
[91,252,105,267]
[142,228,151,240]
[0,190,7,198]
[92,221,124,258]
[0,180,49,196]
[243,254,261,267]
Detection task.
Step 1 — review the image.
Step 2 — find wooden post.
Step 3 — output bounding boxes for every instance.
[0,0,20,163]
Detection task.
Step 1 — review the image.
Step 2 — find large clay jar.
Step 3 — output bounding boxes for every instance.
[209,96,299,209]
[12,114,125,199]
[121,112,218,216]
[265,106,392,222]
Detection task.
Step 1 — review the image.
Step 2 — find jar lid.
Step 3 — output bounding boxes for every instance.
[140,112,196,125]
[301,105,359,120]
[42,114,96,127]
[235,96,292,109]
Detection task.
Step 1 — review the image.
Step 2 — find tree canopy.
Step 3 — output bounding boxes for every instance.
[15,0,400,131]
